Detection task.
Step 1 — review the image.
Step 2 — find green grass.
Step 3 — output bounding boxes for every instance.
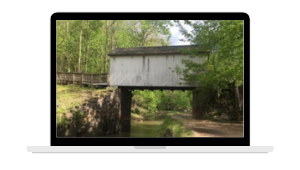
[131,113,144,120]
[105,86,118,91]
[159,117,193,137]
[185,129,193,136]
[165,110,192,116]
[166,111,183,116]
[57,112,69,127]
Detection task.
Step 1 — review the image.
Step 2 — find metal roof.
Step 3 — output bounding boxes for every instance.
[108,45,207,56]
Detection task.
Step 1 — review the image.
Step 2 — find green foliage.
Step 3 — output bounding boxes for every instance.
[185,129,193,136]
[132,90,158,114]
[56,20,173,73]
[176,20,243,87]
[157,90,191,111]
[175,20,244,117]
[74,110,85,125]
[56,112,69,128]
[135,108,140,114]
[132,90,192,114]
[147,91,158,113]
[159,117,193,137]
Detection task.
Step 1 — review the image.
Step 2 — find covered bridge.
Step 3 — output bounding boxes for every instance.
[108,45,208,132]
[108,45,208,90]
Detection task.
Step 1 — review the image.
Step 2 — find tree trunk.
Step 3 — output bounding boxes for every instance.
[240,80,244,117]
[85,20,90,73]
[66,21,70,73]
[234,80,241,121]
[111,26,113,50]
[100,44,103,74]
[237,87,242,111]
[133,99,137,109]
[111,20,118,50]
[60,55,63,72]
[59,55,63,72]
[140,29,153,47]
[217,86,221,112]
[99,24,104,74]
[95,43,98,73]
[104,20,109,74]
[78,20,83,73]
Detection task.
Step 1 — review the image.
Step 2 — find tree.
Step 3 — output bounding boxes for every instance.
[103,20,115,73]
[56,20,173,74]
[78,20,83,73]
[66,20,70,73]
[85,20,90,73]
[111,20,118,50]
[125,20,173,47]
[175,20,244,120]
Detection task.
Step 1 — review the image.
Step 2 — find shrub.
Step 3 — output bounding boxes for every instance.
[158,117,192,137]
[135,108,140,114]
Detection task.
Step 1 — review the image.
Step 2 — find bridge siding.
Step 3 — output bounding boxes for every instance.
[109,54,207,87]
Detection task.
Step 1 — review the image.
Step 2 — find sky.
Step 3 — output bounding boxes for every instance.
[169,21,193,45]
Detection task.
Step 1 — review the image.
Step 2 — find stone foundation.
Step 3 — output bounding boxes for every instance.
[57,89,121,137]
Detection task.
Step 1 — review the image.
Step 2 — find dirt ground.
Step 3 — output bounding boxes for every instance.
[172,114,243,137]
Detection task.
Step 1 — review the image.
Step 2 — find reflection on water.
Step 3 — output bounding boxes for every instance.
[104,115,167,137]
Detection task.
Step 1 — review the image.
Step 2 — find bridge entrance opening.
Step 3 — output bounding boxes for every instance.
[118,87,202,135]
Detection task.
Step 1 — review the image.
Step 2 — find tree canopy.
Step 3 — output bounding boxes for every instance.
[56,20,173,74]
[174,20,244,119]
[175,20,244,88]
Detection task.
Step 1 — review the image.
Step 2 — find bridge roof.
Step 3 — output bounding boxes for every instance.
[108,45,208,56]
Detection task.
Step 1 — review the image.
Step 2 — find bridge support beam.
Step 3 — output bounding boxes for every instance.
[192,90,203,118]
[120,88,132,132]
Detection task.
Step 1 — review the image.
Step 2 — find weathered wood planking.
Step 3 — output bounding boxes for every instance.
[56,73,107,85]
[74,73,82,82]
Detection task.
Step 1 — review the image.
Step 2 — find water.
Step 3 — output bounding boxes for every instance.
[105,115,167,137]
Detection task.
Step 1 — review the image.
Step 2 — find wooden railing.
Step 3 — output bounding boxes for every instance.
[56,72,108,85]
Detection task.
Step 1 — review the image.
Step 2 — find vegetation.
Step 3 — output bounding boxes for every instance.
[159,116,193,137]
[131,113,144,120]
[134,108,140,114]
[131,90,192,117]
[56,85,107,127]
[174,20,244,120]
[56,20,173,74]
